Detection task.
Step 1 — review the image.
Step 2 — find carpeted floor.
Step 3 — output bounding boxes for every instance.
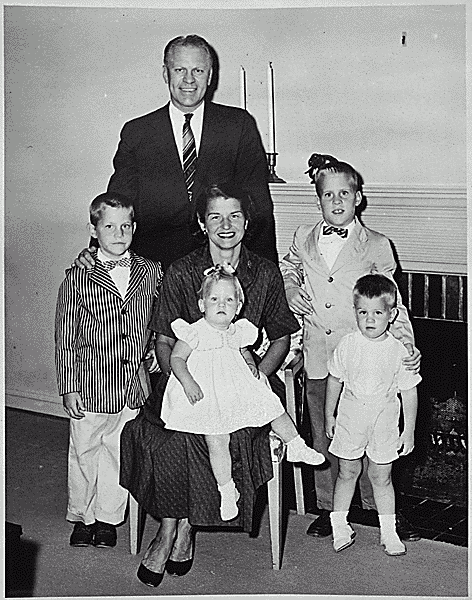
[5,408,469,598]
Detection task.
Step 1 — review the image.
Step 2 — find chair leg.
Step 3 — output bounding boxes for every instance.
[129,495,146,554]
[293,464,306,515]
[267,461,283,569]
[129,495,139,554]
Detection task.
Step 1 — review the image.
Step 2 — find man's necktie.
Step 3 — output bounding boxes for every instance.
[103,256,132,271]
[323,225,348,239]
[183,113,197,201]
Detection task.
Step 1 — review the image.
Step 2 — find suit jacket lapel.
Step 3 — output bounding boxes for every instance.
[331,222,367,273]
[89,261,122,298]
[123,253,148,305]
[153,104,182,165]
[305,222,330,272]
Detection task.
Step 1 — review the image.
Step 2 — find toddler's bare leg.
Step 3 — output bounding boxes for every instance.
[205,434,239,521]
[330,458,361,552]
[368,459,406,555]
[205,434,232,485]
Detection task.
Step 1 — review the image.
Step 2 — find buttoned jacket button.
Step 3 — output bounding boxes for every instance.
[122,358,130,365]
[325,302,331,308]
[328,277,334,283]
[326,329,332,335]
[121,333,128,340]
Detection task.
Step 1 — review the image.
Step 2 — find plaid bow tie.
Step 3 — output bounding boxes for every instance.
[323,225,348,239]
[102,256,132,271]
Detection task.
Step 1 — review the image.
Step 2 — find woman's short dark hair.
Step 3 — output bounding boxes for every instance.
[195,183,254,225]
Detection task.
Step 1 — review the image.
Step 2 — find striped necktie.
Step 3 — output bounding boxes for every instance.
[183,113,197,201]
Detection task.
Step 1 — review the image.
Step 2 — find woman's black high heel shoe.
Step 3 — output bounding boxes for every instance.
[165,556,193,576]
[136,538,166,587]
[165,527,195,576]
[136,563,165,587]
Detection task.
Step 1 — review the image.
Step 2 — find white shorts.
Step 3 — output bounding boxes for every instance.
[328,392,400,464]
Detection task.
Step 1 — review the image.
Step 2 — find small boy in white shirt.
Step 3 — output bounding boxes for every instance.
[325,274,421,556]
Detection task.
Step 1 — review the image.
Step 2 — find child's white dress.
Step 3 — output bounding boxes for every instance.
[161,318,285,435]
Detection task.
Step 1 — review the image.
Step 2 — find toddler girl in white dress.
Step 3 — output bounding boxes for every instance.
[161,265,326,521]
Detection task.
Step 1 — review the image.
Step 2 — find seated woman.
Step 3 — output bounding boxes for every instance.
[119,183,300,587]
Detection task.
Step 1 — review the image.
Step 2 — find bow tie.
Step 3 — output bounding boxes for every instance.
[102,256,132,271]
[323,225,348,239]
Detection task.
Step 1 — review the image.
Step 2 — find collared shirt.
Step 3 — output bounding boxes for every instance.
[318,218,357,270]
[169,101,205,166]
[150,244,299,344]
[97,248,131,299]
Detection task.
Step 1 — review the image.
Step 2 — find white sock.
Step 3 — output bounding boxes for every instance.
[330,511,349,527]
[217,479,239,521]
[379,514,397,537]
[286,435,325,465]
[330,511,349,536]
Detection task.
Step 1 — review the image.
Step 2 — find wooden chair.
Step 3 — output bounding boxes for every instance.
[129,352,306,570]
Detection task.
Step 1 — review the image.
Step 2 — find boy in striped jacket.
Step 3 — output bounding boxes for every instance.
[55,192,162,549]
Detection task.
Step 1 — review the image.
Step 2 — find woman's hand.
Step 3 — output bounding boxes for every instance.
[286,287,313,316]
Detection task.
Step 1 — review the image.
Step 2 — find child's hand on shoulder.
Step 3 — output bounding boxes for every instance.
[183,380,204,405]
[63,392,85,419]
[402,343,421,373]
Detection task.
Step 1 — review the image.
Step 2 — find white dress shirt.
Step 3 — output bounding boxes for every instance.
[98,248,131,299]
[169,101,205,166]
[318,219,357,270]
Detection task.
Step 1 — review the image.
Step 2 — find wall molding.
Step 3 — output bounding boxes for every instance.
[270,183,467,275]
[6,388,67,419]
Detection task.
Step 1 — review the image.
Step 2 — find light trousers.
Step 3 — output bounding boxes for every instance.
[66,405,137,525]
[305,377,376,512]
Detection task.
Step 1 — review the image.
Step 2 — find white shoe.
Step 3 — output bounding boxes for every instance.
[218,480,240,521]
[380,533,406,556]
[333,524,356,553]
[286,435,326,466]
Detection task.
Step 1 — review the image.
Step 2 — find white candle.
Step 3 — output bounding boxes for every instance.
[267,62,275,153]
[240,66,247,110]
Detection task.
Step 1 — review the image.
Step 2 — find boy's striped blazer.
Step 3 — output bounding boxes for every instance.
[55,251,163,413]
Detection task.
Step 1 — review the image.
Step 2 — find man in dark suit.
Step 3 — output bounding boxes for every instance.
[104,34,277,269]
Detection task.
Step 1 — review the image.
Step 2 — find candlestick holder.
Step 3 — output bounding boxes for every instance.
[266,152,286,183]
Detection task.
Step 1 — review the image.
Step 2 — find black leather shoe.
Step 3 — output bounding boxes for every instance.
[137,563,164,588]
[396,513,421,542]
[166,557,194,576]
[70,522,95,547]
[306,510,332,538]
[94,521,117,548]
